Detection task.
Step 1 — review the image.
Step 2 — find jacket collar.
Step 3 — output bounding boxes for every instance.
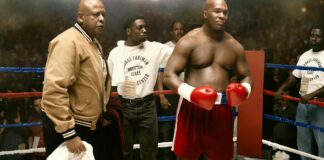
[73,23,98,43]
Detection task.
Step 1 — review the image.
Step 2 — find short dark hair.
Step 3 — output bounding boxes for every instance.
[123,15,145,30]
[311,24,323,39]
[313,23,323,32]
[169,21,184,31]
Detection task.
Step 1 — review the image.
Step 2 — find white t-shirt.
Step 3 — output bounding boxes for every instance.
[292,49,324,96]
[164,41,176,48]
[108,40,172,98]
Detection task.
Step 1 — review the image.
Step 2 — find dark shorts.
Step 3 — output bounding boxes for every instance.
[172,98,234,160]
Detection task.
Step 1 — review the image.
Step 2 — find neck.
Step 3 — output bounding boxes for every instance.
[312,45,324,52]
[125,39,142,46]
[202,24,225,41]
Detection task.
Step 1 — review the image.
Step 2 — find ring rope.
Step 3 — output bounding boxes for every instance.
[2,63,324,73]
[0,122,41,128]
[265,63,324,71]
[0,116,176,128]
[1,63,324,158]
[263,114,324,132]
[0,67,44,73]
[264,90,324,107]
[261,139,324,160]
[2,114,323,133]
[1,138,323,160]
[0,147,45,156]
[2,90,324,107]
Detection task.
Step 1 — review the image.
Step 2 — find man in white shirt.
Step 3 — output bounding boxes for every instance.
[107,16,172,160]
[276,26,324,160]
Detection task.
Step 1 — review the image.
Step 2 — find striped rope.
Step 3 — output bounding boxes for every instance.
[0,148,46,156]
[262,139,324,160]
[2,114,324,133]
[1,138,323,160]
[0,116,175,128]
[0,67,44,73]
[263,114,324,132]
[1,64,324,73]
[264,89,324,107]
[0,122,42,128]
[265,63,324,71]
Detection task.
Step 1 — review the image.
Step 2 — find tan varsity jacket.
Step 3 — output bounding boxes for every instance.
[41,24,111,140]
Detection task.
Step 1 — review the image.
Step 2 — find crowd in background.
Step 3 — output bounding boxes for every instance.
[0,0,322,159]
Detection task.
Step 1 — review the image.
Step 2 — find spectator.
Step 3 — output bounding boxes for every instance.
[0,107,28,160]
[276,26,324,160]
[273,90,299,160]
[27,98,46,160]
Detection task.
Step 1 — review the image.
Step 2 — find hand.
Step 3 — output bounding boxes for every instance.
[178,83,217,110]
[160,95,171,110]
[275,88,284,100]
[65,136,86,154]
[103,119,112,126]
[300,93,314,104]
[226,83,249,107]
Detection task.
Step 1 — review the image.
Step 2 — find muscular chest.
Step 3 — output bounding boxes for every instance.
[190,43,236,70]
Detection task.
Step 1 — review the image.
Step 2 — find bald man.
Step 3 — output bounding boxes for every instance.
[164,0,252,159]
[41,0,111,159]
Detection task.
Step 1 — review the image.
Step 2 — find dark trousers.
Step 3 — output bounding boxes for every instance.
[120,95,158,160]
[41,112,106,160]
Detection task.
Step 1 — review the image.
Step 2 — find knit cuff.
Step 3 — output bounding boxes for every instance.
[62,128,77,140]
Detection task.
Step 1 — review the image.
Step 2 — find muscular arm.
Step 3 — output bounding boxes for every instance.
[163,37,194,91]
[235,43,253,86]
[276,75,298,95]
[157,72,170,110]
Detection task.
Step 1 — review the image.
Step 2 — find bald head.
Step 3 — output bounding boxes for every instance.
[78,0,98,15]
[77,0,106,38]
[203,0,228,31]
[204,0,228,10]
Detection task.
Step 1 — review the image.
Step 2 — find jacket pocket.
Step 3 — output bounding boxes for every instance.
[70,86,94,112]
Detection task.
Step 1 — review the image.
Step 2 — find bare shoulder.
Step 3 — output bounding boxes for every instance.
[176,28,203,49]
[225,32,245,54]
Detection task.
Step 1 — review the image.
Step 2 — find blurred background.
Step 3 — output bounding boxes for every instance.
[0,0,322,158]
[0,0,322,70]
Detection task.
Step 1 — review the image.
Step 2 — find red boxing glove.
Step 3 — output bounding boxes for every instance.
[178,83,217,110]
[226,82,251,107]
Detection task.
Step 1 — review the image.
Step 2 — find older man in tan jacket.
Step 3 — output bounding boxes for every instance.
[41,0,111,159]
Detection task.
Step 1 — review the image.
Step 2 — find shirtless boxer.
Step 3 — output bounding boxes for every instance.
[163,0,253,159]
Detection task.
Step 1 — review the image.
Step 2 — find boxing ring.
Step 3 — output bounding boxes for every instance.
[1,51,324,160]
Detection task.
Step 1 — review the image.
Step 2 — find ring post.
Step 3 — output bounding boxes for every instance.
[237,50,264,158]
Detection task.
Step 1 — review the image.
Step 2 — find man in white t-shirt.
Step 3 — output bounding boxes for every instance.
[276,27,324,159]
[107,16,172,160]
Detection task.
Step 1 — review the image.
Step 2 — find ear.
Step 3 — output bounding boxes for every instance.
[203,10,208,19]
[77,13,84,24]
[126,28,131,36]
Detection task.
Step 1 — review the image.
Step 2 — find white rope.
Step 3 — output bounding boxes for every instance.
[133,142,173,149]
[0,147,45,156]
[1,138,323,160]
[262,139,324,160]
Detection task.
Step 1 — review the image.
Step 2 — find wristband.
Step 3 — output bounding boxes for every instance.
[241,82,252,96]
[177,83,194,102]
